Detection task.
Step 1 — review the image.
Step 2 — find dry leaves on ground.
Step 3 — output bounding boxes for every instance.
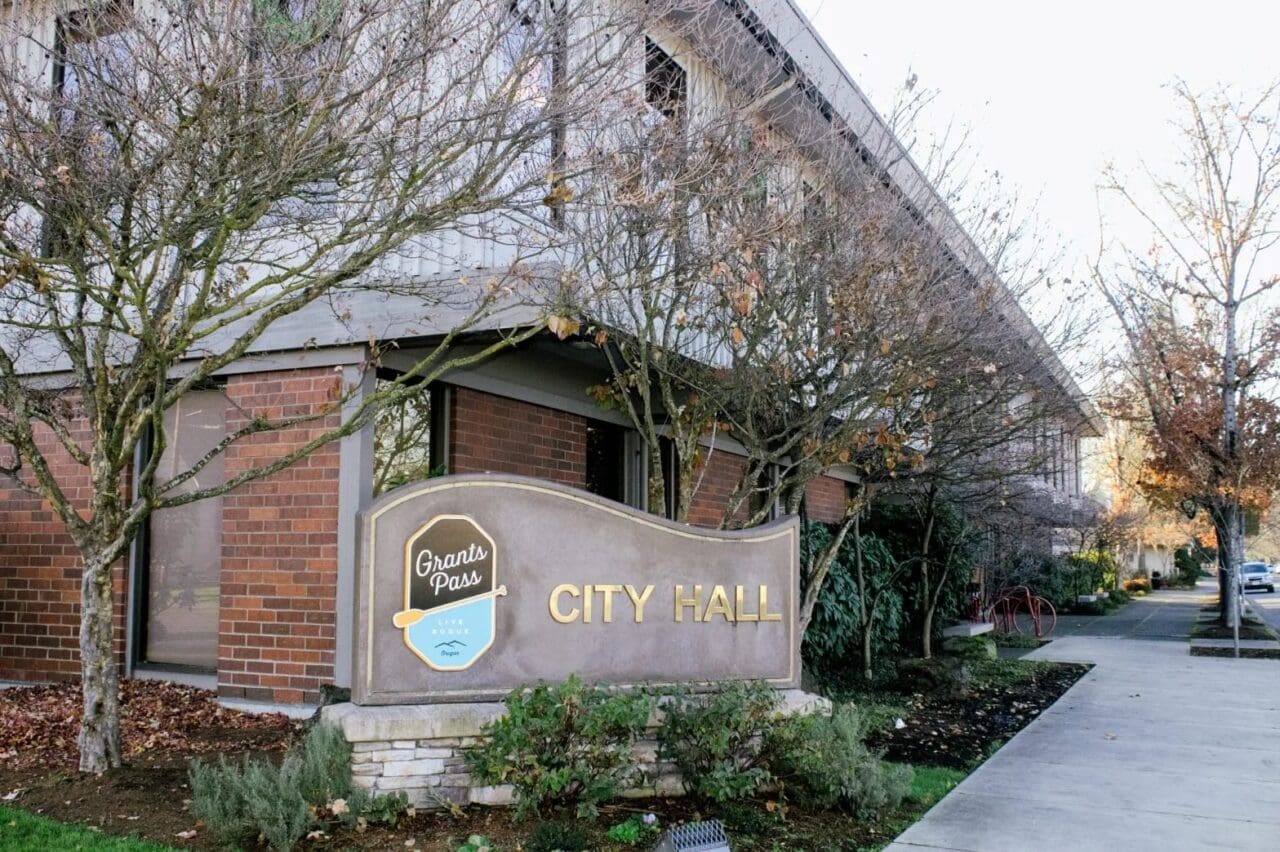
[0,679,299,771]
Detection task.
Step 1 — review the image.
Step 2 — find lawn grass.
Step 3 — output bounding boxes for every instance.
[855,764,968,851]
[904,764,967,807]
[0,806,175,851]
[967,658,1056,688]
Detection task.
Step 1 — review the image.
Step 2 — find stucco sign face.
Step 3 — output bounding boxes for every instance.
[394,516,502,671]
[353,474,800,705]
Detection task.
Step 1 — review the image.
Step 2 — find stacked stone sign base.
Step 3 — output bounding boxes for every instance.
[323,691,828,808]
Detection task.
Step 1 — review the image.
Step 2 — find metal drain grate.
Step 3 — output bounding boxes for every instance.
[652,819,731,851]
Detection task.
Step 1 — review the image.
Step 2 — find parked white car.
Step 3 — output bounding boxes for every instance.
[1240,562,1276,594]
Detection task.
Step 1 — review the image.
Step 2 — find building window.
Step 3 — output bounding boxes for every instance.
[645,37,687,121]
[586,419,628,504]
[373,378,447,496]
[54,1,132,108]
[143,388,227,671]
[47,1,132,255]
[659,436,680,519]
[1073,436,1082,495]
[501,1,567,225]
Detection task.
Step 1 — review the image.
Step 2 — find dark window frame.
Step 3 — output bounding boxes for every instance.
[585,417,629,505]
[372,373,448,497]
[131,379,227,675]
[506,0,569,228]
[645,36,687,122]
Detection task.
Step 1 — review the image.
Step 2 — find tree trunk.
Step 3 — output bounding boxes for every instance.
[1219,286,1241,627]
[921,606,935,659]
[647,440,666,518]
[676,450,695,524]
[861,621,874,682]
[851,515,875,680]
[797,510,857,635]
[918,494,937,660]
[79,554,121,773]
[1213,504,1243,629]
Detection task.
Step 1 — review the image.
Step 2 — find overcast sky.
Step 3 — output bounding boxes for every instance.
[793,0,1280,263]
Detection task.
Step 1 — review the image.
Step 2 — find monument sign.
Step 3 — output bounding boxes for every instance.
[352,474,799,704]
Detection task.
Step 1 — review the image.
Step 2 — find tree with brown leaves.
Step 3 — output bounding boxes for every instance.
[1097,80,1280,626]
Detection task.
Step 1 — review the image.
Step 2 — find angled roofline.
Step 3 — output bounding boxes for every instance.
[731,0,1103,436]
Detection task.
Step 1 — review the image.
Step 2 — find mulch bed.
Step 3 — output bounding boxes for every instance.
[1,679,299,849]
[867,661,1091,769]
[0,679,298,773]
[1191,619,1277,641]
[0,662,1087,850]
[1190,646,1280,659]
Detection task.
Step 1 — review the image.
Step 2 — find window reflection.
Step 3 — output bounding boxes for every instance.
[145,389,226,670]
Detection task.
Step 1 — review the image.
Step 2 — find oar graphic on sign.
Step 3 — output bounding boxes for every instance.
[397,515,501,671]
[392,585,508,628]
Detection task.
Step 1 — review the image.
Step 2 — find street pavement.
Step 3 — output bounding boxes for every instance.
[1242,588,1280,634]
[886,585,1280,852]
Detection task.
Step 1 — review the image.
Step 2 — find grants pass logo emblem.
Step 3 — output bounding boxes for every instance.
[393,515,504,671]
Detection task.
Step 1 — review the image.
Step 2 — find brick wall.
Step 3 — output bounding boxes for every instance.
[449,386,586,488]
[805,476,850,524]
[0,368,344,704]
[217,368,343,704]
[686,449,748,529]
[0,415,128,684]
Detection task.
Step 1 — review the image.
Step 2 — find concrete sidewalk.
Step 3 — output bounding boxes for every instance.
[887,633,1280,851]
[1051,585,1205,640]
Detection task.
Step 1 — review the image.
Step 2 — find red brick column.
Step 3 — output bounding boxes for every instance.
[217,368,343,704]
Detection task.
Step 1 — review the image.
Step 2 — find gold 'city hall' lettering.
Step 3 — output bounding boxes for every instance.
[549,583,780,624]
[674,584,782,623]
[550,583,654,623]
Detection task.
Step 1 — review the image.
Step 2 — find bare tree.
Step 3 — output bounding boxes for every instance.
[1095,80,1280,626]
[0,0,637,772]
[565,96,771,521]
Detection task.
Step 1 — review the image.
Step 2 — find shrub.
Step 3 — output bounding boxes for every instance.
[717,800,784,835]
[1067,550,1118,593]
[896,657,971,697]
[455,836,496,852]
[803,523,906,685]
[1173,544,1213,587]
[1072,599,1107,616]
[939,635,997,661]
[525,819,590,852]
[466,676,652,819]
[656,680,780,802]
[1122,578,1151,593]
[998,554,1075,611]
[605,813,661,846]
[190,722,407,851]
[764,704,912,817]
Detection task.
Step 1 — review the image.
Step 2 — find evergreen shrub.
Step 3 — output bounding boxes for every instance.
[656,680,780,802]
[189,722,406,851]
[764,704,912,817]
[466,675,652,818]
